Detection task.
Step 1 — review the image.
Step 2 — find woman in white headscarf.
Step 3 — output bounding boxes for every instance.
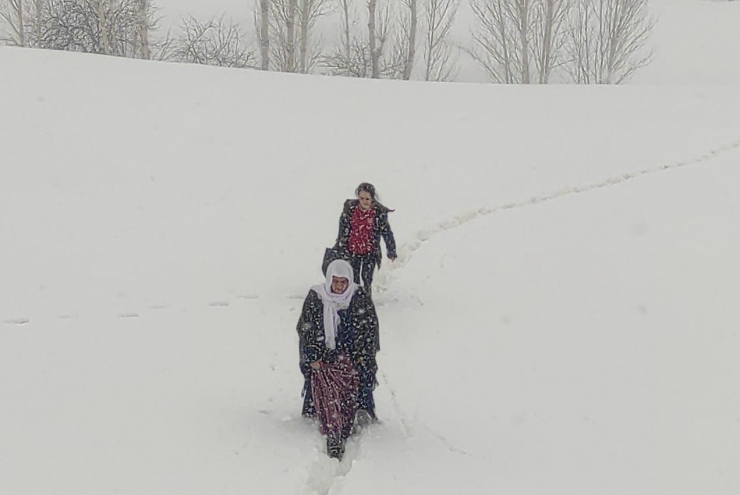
[296,259,380,460]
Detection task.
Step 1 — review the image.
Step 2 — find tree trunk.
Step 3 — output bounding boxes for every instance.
[34,0,43,47]
[99,0,110,55]
[368,0,379,78]
[496,1,513,83]
[260,0,270,70]
[298,0,310,73]
[286,0,297,72]
[18,0,25,46]
[402,0,417,80]
[539,0,554,83]
[138,0,151,59]
[6,0,26,46]
[517,0,531,84]
[342,0,351,62]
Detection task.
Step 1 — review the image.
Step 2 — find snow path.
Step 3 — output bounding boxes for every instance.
[4,136,738,326]
[375,134,740,292]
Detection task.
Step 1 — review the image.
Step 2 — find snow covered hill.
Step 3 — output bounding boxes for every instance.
[1,46,739,494]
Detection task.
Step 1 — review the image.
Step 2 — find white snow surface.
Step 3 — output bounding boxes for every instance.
[2,45,740,494]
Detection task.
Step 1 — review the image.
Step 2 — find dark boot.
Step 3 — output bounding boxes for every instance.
[327,437,345,460]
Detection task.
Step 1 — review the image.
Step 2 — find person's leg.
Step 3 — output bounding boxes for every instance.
[300,363,315,417]
[348,253,362,285]
[361,255,376,295]
[356,363,377,422]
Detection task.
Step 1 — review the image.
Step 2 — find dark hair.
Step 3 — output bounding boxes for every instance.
[355,182,394,211]
[355,182,379,202]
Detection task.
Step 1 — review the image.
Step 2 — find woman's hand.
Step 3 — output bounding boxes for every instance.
[310,360,322,370]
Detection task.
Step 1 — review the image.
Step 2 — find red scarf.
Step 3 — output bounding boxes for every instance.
[348,206,375,255]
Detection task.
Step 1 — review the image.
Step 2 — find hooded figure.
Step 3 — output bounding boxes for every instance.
[297,259,380,459]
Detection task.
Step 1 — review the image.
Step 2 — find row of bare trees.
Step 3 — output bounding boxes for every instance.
[255,0,460,80]
[0,0,655,84]
[470,0,655,84]
[0,0,158,57]
[0,0,255,64]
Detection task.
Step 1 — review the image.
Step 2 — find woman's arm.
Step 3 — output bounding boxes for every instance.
[378,209,397,259]
[297,290,324,365]
[336,200,353,249]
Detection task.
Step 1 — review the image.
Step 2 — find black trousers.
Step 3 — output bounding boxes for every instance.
[348,252,377,294]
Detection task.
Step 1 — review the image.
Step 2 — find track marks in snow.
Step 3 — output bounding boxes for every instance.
[384,136,740,275]
[0,294,265,326]
[208,300,230,307]
[419,423,488,460]
[3,317,30,325]
[301,434,365,495]
[8,138,738,327]
[237,294,260,300]
[379,370,414,439]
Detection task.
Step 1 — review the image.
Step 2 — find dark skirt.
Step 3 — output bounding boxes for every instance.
[309,353,359,447]
[302,362,377,419]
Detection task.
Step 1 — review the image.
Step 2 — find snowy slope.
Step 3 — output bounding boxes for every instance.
[1,46,740,494]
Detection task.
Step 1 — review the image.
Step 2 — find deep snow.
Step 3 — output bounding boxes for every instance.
[1,43,740,494]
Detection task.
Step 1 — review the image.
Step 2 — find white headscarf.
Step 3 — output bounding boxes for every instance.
[311,260,358,350]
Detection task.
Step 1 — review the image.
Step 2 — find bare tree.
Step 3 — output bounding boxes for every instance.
[38,0,141,56]
[269,0,299,72]
[337,0,351,64]
[2,0,49,48]
[268,0,328,73]
[401,0,417,80]
[386,0,412,79]
[173,15,254,68]
[296,0,330,73]
[470,0,536,83]
[6,0,49,47]
[323,0,399,78]
[365,0,399,78]
[254,0,270,70]
[368,0,379,77]
[31,0,42,43]
[531,0,569,83]
[1,0,27,45]
[135,0,150,58]
[516,0,533,83]
[374,0,404,77]
[565,0,653,84]
[98,0,111,54]
[470,0,578,83]
[322,0,369,77]
[422,0,460,81]
[1,0,168,58]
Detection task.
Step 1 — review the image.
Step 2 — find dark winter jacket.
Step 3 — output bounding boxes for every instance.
[297,286,380,374]
[336,199,397,267]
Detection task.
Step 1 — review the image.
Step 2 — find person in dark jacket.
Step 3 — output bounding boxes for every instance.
[336,183,397,297]
[297,260,380,460]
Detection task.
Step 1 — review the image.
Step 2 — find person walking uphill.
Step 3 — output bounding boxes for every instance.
[336,183,397,297]
[297,260,380,460]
